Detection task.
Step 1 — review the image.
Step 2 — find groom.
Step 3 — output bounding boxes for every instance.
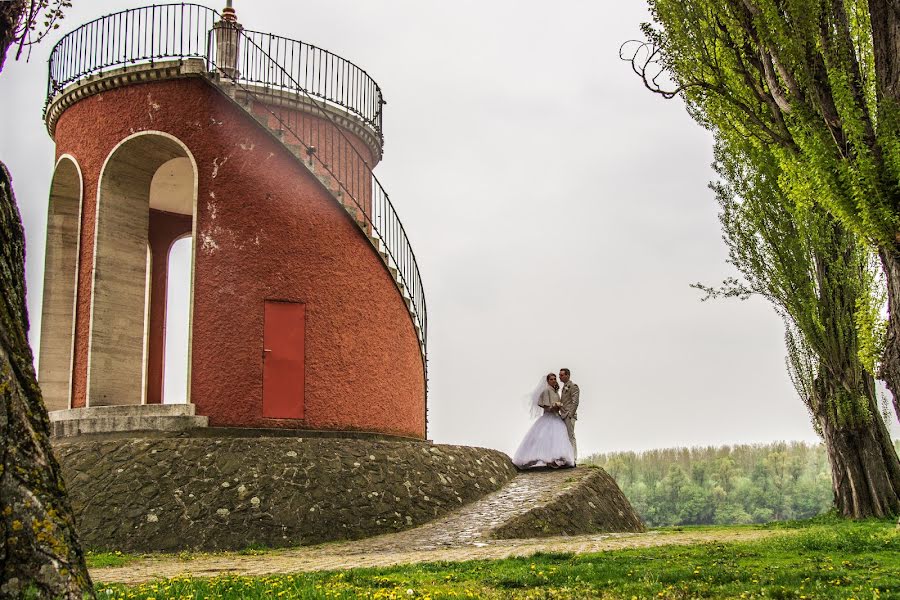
[558,368,579,462]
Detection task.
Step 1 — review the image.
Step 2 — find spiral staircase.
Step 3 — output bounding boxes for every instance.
[44,2,428,367]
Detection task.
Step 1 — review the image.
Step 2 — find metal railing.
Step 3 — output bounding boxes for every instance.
[45,3,427,353]
[45,4,384,143]
[240,28,383,144]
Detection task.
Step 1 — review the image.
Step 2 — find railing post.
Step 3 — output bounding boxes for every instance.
[212,2,242,79]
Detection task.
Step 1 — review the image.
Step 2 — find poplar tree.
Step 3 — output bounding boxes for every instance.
[627,0,900,424]
[698,132,900,517]
[0,1,93,597]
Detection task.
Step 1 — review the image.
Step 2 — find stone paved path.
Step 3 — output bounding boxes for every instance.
[93,468,787,584]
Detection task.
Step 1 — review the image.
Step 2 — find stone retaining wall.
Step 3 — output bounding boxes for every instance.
[490,467,645,538]
[53,436,518,552]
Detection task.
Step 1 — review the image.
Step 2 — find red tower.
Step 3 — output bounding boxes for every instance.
[39,3,427,439]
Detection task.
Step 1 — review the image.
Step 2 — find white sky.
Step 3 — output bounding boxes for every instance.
[1,0,897,457]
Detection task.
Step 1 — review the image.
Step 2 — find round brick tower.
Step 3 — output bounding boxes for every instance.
[39,3,427,439]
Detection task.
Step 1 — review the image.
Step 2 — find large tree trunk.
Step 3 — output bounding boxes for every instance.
[877,247,900,423]
[0,162,93,598]
[813,370,900,519]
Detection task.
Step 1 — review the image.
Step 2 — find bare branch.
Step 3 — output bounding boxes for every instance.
[619,40,697,99]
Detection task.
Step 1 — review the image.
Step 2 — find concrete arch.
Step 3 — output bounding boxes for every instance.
[39,155,83,411]
[87,131,198,407]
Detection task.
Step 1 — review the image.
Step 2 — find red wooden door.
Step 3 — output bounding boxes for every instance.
[263,301,305,419]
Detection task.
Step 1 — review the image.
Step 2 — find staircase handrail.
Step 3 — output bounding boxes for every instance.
[210,24,427,349]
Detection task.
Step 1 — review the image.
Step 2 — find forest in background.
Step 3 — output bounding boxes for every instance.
[584,440,900,527]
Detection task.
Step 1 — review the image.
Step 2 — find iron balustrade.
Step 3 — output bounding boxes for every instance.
[44,3,427,358]
[45,3,384,143]
[239,28,384,146]
[46,4,218,113]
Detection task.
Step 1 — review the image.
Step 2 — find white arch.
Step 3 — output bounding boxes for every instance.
[87,131,198,407]
[39,154,83,411]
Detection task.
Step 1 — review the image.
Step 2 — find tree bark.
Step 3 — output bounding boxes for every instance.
[0,1,26,73]
[869,0,900,104]
[0,162,93,598]
[878,247,900,423]
[813,370,900,519]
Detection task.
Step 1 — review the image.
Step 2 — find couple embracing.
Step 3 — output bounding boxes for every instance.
[512,368,579,469]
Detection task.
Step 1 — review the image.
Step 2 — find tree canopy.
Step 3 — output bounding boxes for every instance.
[586,441,839,526]
[626,0,900,420]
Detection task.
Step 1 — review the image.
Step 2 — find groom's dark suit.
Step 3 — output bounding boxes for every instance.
[559,380,580,460]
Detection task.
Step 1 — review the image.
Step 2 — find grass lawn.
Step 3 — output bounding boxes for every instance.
[93,516,899,599]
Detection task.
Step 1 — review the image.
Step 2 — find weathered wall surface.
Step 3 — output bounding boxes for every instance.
[490,467,645,539]
[53,437,517,552]
[53,75,426,437]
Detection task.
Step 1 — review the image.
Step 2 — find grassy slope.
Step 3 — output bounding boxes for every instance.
[94,516,899,599]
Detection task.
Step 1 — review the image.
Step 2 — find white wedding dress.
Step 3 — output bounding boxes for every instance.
[512,383,575,469]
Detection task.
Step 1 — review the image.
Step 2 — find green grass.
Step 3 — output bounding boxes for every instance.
[85,550,141,569]
[94,517,900,599]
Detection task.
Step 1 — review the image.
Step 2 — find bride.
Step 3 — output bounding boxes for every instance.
[512,372,575,469]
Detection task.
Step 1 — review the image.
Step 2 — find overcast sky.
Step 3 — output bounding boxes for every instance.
[1,1,896,457]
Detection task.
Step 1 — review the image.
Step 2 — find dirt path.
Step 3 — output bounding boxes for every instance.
[95,522,787,584]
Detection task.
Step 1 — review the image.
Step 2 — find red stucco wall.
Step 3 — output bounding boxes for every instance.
[54,76,426,438]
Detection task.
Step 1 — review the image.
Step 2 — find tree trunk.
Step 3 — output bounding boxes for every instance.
[878,246,900,423]
[0,162,93,598]
[0,1,26,73]
[869,0,900,104]
[814,371,900,519]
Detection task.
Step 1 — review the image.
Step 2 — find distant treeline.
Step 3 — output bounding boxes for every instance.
[584,441,900,527]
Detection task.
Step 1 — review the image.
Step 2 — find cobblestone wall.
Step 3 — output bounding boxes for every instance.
[53,436,518,552]
[490,467,645,538]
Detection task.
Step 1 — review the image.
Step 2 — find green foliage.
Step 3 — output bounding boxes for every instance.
[707,126,886,432]
[638,0,900,247]
[855,264,888,374]
[633,0,900,432]
[585,441,840,526]
[93,519,900,599]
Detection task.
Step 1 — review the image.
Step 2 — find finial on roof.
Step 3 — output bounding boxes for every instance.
[222,0,237,22]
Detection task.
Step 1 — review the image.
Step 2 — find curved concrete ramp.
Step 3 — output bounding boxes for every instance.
[490,467,645,539]
[349,466,643,553]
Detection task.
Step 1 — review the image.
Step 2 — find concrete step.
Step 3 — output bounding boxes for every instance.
[51,415,209,438]
[50,404,198,420]
[49,405,208,438]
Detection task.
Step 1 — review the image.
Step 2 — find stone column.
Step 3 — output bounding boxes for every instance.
[212,2,242,79]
